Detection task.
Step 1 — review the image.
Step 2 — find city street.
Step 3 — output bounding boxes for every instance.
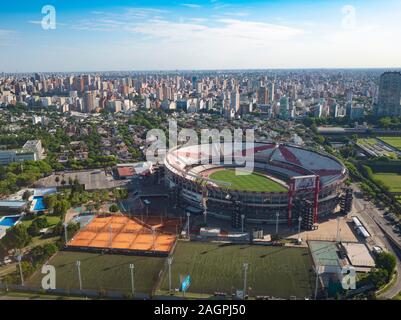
[351,183,401,299]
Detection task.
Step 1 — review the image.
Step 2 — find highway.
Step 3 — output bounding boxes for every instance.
[351,183,401,299]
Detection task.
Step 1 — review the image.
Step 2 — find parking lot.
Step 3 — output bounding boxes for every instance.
[35,169,129,190]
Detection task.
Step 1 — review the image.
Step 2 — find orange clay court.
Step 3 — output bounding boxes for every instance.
[67,215,182,254]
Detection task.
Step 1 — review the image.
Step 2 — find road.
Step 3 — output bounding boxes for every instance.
[351,183,401,299]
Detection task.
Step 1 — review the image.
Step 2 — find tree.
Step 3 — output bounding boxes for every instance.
[28,222,41,237]
[43,194,57,212]
[35,217,48,229]
[22,190,33,201]
[0,224,31,250]
[94,202,101,214]
[376,252,396,280]
[109,204,119,213]
[368,268,389,289]
[55,176,60,186]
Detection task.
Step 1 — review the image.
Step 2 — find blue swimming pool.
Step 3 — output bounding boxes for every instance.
[33,196,46,211]
[0,216,20,227]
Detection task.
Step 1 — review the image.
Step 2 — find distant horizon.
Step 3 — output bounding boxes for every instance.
[3,66,401,75]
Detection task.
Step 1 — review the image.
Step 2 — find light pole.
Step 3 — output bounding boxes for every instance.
[314,265,320,300]
[241,214,245,233]
[243,262,249,300]
[275,212,280,235]
[109,224,113,248]
[129,264,135,297]
[186,212,190,239]
[16,253,24,286]
[297,216,302,243]
[151,226,156,250]
[76,260,82,291]
[336,216,341,243]
[63,222,68,244]
[168,257,173,294]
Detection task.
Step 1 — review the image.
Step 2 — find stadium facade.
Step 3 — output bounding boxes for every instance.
[164,142,348,227]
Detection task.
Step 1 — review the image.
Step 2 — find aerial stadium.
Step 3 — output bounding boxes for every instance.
[164,142,349,228]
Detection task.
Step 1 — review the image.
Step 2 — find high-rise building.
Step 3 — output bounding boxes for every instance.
[83,91,96,113]
[257,86,269,105]
[376,72,401,117]
[230,87,240,113]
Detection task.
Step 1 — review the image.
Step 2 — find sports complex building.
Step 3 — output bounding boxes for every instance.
[165,142,350,228]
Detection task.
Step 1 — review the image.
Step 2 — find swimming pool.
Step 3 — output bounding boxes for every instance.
[0,216,20,227]
[33,196,46,211]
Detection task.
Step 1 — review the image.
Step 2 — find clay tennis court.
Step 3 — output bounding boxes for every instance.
[67,215,182,254]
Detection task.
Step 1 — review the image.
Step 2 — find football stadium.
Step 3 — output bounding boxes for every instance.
[165,142,349,227]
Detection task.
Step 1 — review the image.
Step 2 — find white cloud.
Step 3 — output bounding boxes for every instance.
[125,18,303,45]
[181,4,202,9]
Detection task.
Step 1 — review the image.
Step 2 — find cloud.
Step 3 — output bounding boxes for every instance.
[181,4,202,9]
[125,18,303,45]
[27,20,42,25]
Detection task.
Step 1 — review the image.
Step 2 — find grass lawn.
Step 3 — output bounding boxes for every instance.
[27,251,165,295]
[378,137,401,150]
[372,173,401,193]
[20,214,61,228]
[209,169,287,193]
[357,138,379,146]
[159,242,314,299]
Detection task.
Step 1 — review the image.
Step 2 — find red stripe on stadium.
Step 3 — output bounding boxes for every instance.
[278,146,302,166]
[238,144,276,156]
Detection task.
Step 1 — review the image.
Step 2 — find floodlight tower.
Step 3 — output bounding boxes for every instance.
[297,216,302,243]
[129,264,135,297]
[63,222,68,244]
[168,257,173,294]
[76,260,82,290]
[16,252,24,286]
[243,262,249,300]
[186,212,191,239]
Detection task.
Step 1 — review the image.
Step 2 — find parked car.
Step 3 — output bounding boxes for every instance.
[372,246,383,256]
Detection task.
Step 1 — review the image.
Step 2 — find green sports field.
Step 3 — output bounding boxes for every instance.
[159,242,314,298]
[378,137,401,150]
[27,251,165,294]
[372,173,401,193]
[209,169,287,192]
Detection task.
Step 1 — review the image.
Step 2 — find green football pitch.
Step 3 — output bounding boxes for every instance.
[159,242,314,298]
[373,173,401,193]
[209,169,287,192]
[27,251,165,295]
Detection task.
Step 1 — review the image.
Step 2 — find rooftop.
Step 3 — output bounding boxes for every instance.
[0,200,27,208]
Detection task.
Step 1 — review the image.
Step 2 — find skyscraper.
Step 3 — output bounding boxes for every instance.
[376,72,401,117]
[257,86,269,105]
[83,91,95,113]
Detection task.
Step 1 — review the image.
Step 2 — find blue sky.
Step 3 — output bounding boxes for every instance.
[1,0,401,72]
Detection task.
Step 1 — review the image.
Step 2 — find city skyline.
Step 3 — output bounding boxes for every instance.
[1,0,401,72]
